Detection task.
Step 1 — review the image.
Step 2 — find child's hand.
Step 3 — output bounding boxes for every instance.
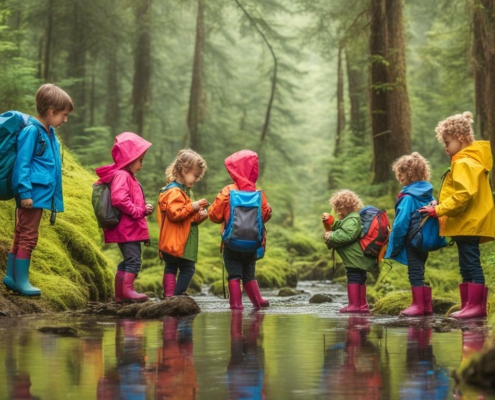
[193,198,209,211]
[324,231,331,241]
[419,206,438,217]
[145,203,154,215]
[198,209,208,219]
[21,199,33,209]
[322,212,330,221]
[322,214,334,231]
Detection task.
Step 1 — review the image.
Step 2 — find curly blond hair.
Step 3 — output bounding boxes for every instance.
[435,111,475,144]
[329,189,363,218]
[165,149,207,184]
[392,152,431,183]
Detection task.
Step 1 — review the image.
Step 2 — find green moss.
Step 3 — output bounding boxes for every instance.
[287,232,317,256]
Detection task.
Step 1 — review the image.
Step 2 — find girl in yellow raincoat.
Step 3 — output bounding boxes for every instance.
[420,111,495,319]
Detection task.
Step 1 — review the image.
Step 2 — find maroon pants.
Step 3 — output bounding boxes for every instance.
[10,208,43,258]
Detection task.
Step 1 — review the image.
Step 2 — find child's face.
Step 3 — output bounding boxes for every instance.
[442,135,465,159]
[180,164,203,188]
[47,106,71,128]
[396,171,412,186]
[128,155,145,175]
[336,206,353,220]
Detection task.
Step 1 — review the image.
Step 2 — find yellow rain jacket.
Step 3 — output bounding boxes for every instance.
[435,141,495,243]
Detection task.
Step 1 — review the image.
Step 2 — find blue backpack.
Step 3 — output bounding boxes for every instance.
[407,210,447,252]
[221,190,264,255]
[0,111,33,200]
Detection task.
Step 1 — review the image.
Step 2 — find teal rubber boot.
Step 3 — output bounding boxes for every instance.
[3,253,20,293]
[15,258,41,296]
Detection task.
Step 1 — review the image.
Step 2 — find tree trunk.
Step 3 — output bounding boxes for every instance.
[105,48,119,138]
[132,0,151,136]
[345,45,367,144]
[43,0,54,82]
[334,44,345,157]
[186,0,207,193]
[369,0,411,184]
[472,0,495,184]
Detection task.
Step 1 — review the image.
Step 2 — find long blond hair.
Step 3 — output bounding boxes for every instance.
[165,149,207,184]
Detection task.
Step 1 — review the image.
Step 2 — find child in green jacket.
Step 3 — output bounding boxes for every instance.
[323,189,375,313]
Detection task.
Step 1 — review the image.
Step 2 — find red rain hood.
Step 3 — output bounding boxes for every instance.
[95,132,152,183]
[224,150,259,191]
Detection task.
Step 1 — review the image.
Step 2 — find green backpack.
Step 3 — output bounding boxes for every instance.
[91,181,121,229]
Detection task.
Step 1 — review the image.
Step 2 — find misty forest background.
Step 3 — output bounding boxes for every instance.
[1,0,495,303]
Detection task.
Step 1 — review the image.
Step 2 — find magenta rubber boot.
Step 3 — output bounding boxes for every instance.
[121,272,148,303]
[400,287,424,317]
[359,284,370,313]
[423,286,433,316]
[114,270,125,303]
[453,283,487,319]
[243,280,269,309]
[228,279,244,310]
[163,273,176,298]
[450,283,469,317]
[339,284,361,313]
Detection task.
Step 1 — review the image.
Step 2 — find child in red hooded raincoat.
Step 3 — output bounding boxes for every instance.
[209,150,272,310]
[95,132,153,303]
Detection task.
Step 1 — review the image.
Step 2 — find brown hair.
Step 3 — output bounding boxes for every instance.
[328,189,363,219]
[165,149,207,184]
[392,152,431,183]
[36,84,74,117]
[435,111,475,144]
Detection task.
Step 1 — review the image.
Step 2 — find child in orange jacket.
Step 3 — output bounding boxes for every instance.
[157,150,209,297]
[209,150,272,310]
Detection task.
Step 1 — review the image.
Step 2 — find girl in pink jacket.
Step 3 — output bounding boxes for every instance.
[95,132,153,303]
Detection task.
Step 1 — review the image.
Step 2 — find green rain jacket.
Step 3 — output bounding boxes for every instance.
[326,211,376,272]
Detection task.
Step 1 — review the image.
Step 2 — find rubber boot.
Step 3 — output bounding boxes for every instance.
[121,272,148,303]
[14,258,41,296]
[163,273,176,298]
[3,252,19,293]
[114,270,125,303]
[228,279,244,310]
[400,287,424,317]
[359,284,370,313]
[423,286,433,316]
[461,328,485,361]
[453,283,487,319]
[243,280,269,309]
[450,283,469,317]
[339,284,361,313]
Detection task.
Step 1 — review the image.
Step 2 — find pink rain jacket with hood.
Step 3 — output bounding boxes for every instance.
[209,150,272,227]
[95,132,152,243]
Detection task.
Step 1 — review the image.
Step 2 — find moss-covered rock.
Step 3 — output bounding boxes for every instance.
[0,152,113,315]
[278,287,300,297]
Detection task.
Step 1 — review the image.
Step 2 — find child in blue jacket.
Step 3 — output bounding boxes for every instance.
[385,152,436,317]
[3,84,73,296]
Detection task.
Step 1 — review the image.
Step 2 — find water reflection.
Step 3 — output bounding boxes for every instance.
[228,312,265,399]
[400,327,450,399]
[322,316,382,399]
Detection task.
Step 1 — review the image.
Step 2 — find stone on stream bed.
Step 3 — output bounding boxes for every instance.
[278,287,304,297]
[117,296,201,319]
[309,294,335,304]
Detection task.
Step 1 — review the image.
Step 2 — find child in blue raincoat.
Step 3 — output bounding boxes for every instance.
[385,152,436,317]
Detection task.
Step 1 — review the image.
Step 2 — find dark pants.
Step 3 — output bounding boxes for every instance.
[346,267,367,285]
[454,236,484,284]
[117,242,142,275]
[405,242,428,287]
[162,252,196,295]
[11,208,44,258]
[223,247,256,283]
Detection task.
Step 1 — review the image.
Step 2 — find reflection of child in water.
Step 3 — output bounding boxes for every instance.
[400,327,449,399]
[321,317,382,399]
[228,312,266,399]
[155,317,198,400]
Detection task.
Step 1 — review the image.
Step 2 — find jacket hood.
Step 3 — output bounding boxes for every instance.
[95,132,152,182]
[399,181,434,202]
[453,141,493,172]
[224,150,258,191]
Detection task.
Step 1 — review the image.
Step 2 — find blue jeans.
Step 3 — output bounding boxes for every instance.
[405,242,428,286]
[162,252,196,295]
[454,236,484,284]
[117,242,142,275]
[223,247,256,283]
[346,267,367,285]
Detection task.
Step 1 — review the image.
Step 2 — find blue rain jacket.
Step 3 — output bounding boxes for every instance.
[12,117,64,212]
[384,181,435,265]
